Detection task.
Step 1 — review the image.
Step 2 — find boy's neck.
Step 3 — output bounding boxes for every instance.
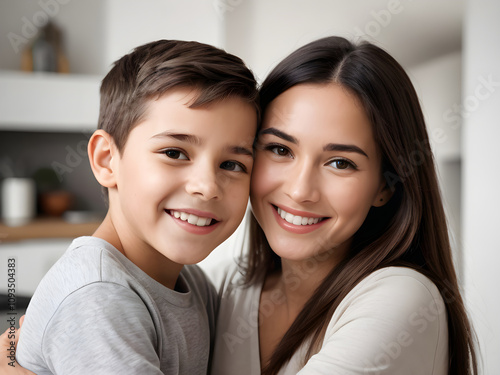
[93,213,183,290]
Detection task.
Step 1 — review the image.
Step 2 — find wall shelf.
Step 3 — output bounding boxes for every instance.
[0,70,101,132]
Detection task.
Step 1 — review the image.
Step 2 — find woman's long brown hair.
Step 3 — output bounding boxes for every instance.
[243,36,478,375]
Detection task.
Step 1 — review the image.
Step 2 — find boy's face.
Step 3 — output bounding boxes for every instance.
[108,88,257,268]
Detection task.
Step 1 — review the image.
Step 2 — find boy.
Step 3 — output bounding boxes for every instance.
[15,39,259,374]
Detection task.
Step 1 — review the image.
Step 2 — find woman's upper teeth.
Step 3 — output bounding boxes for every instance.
[171,210,213,226]
[277,207,321,225]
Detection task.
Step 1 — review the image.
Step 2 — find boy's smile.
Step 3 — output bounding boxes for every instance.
[168,209,218,227]
[101,88,257,286]
[166,208,220,234]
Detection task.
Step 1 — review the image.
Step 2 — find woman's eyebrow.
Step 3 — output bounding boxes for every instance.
[260,128,368,158]
[259,128,298,144]
[323,143,368,158]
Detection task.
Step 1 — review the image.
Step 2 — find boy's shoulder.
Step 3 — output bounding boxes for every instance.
[181,263,212,287]
[26,236,146,314]
[38,236,216,304]
[180,264,218,308]
[42,236,131,288]
[35,236,217,311]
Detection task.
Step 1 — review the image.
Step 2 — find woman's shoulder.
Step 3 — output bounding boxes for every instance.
[357,266,440,294]
[340,266,444,315]
[314,266,448,373]
[329,266,447,340]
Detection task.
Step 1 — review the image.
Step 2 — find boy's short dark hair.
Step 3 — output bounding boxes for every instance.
[98,39,259,151]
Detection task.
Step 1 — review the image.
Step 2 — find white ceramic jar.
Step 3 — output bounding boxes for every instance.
[1,177,36,226]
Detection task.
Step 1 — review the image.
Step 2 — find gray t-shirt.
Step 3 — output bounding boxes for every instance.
[16,236,217,375]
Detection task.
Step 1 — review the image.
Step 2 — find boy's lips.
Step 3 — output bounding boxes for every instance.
[165,209,220,227]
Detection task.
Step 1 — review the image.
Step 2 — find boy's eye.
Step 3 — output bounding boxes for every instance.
[163,149,188,160]
[328,158,357,170]
[220,161,246,173]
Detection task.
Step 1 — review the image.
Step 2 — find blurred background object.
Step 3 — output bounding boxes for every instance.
[1,177,36,226]
[21,21,70,73]
[33,167,73,217]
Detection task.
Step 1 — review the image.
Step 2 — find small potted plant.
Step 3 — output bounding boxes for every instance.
[32,167,73,217]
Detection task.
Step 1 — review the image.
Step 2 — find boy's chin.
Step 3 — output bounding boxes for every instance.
[161,246,215,266]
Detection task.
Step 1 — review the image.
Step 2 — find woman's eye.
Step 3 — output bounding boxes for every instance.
[220,161,246,173]
[163,149,188,160]
[329,159,356,170]
[268,145,291,157]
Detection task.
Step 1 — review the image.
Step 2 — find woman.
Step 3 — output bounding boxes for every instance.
[1,37,478,375]
[211,36,478,374]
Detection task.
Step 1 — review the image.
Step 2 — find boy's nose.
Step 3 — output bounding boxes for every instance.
[185,165,221,201]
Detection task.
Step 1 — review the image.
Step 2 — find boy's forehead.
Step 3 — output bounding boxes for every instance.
[142,87,257,118]
[144,87,199,112]
[128,89,257,146]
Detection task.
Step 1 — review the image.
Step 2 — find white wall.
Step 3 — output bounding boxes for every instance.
[408,52,463,277]
[462,0,500,373]
[408,52,462,162]
[223,0,462,82]
[223,0,361,82]
[103,0,224,72]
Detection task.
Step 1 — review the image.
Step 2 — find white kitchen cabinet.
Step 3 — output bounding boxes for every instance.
[0,238,70,296]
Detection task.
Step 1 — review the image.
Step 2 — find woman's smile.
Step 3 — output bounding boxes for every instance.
[270,204,330,234]
[250,83,386,262]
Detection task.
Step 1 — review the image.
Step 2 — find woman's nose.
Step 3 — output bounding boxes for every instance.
[285,161,320,203]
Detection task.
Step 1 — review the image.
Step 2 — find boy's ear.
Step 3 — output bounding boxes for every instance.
[88,129,118,188]
[372,178,394,207]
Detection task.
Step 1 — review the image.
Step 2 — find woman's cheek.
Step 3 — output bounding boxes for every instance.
[332,179,372,217]
[251,157,277,196]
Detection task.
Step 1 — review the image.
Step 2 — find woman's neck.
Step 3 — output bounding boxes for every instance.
[258,247,348,367]
[258,257,337,367]
[278,258,334,309]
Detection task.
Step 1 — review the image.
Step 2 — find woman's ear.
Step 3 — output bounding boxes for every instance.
[372,178,395,207]
[88,129,118,188]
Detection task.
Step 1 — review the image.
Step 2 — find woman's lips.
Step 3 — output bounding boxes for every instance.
[272,205,329,234]
[276,206,324,225]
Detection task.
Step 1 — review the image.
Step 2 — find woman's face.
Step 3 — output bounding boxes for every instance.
[251,83,388,265]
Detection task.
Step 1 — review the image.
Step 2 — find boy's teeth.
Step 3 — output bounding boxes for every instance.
[277,207,321,226]
[171,211,213,226]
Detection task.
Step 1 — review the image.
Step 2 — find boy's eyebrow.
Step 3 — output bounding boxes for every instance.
[323,143,369,158]
[259,128,298,144]
[230,146,254,157]
[150,131,200,144]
